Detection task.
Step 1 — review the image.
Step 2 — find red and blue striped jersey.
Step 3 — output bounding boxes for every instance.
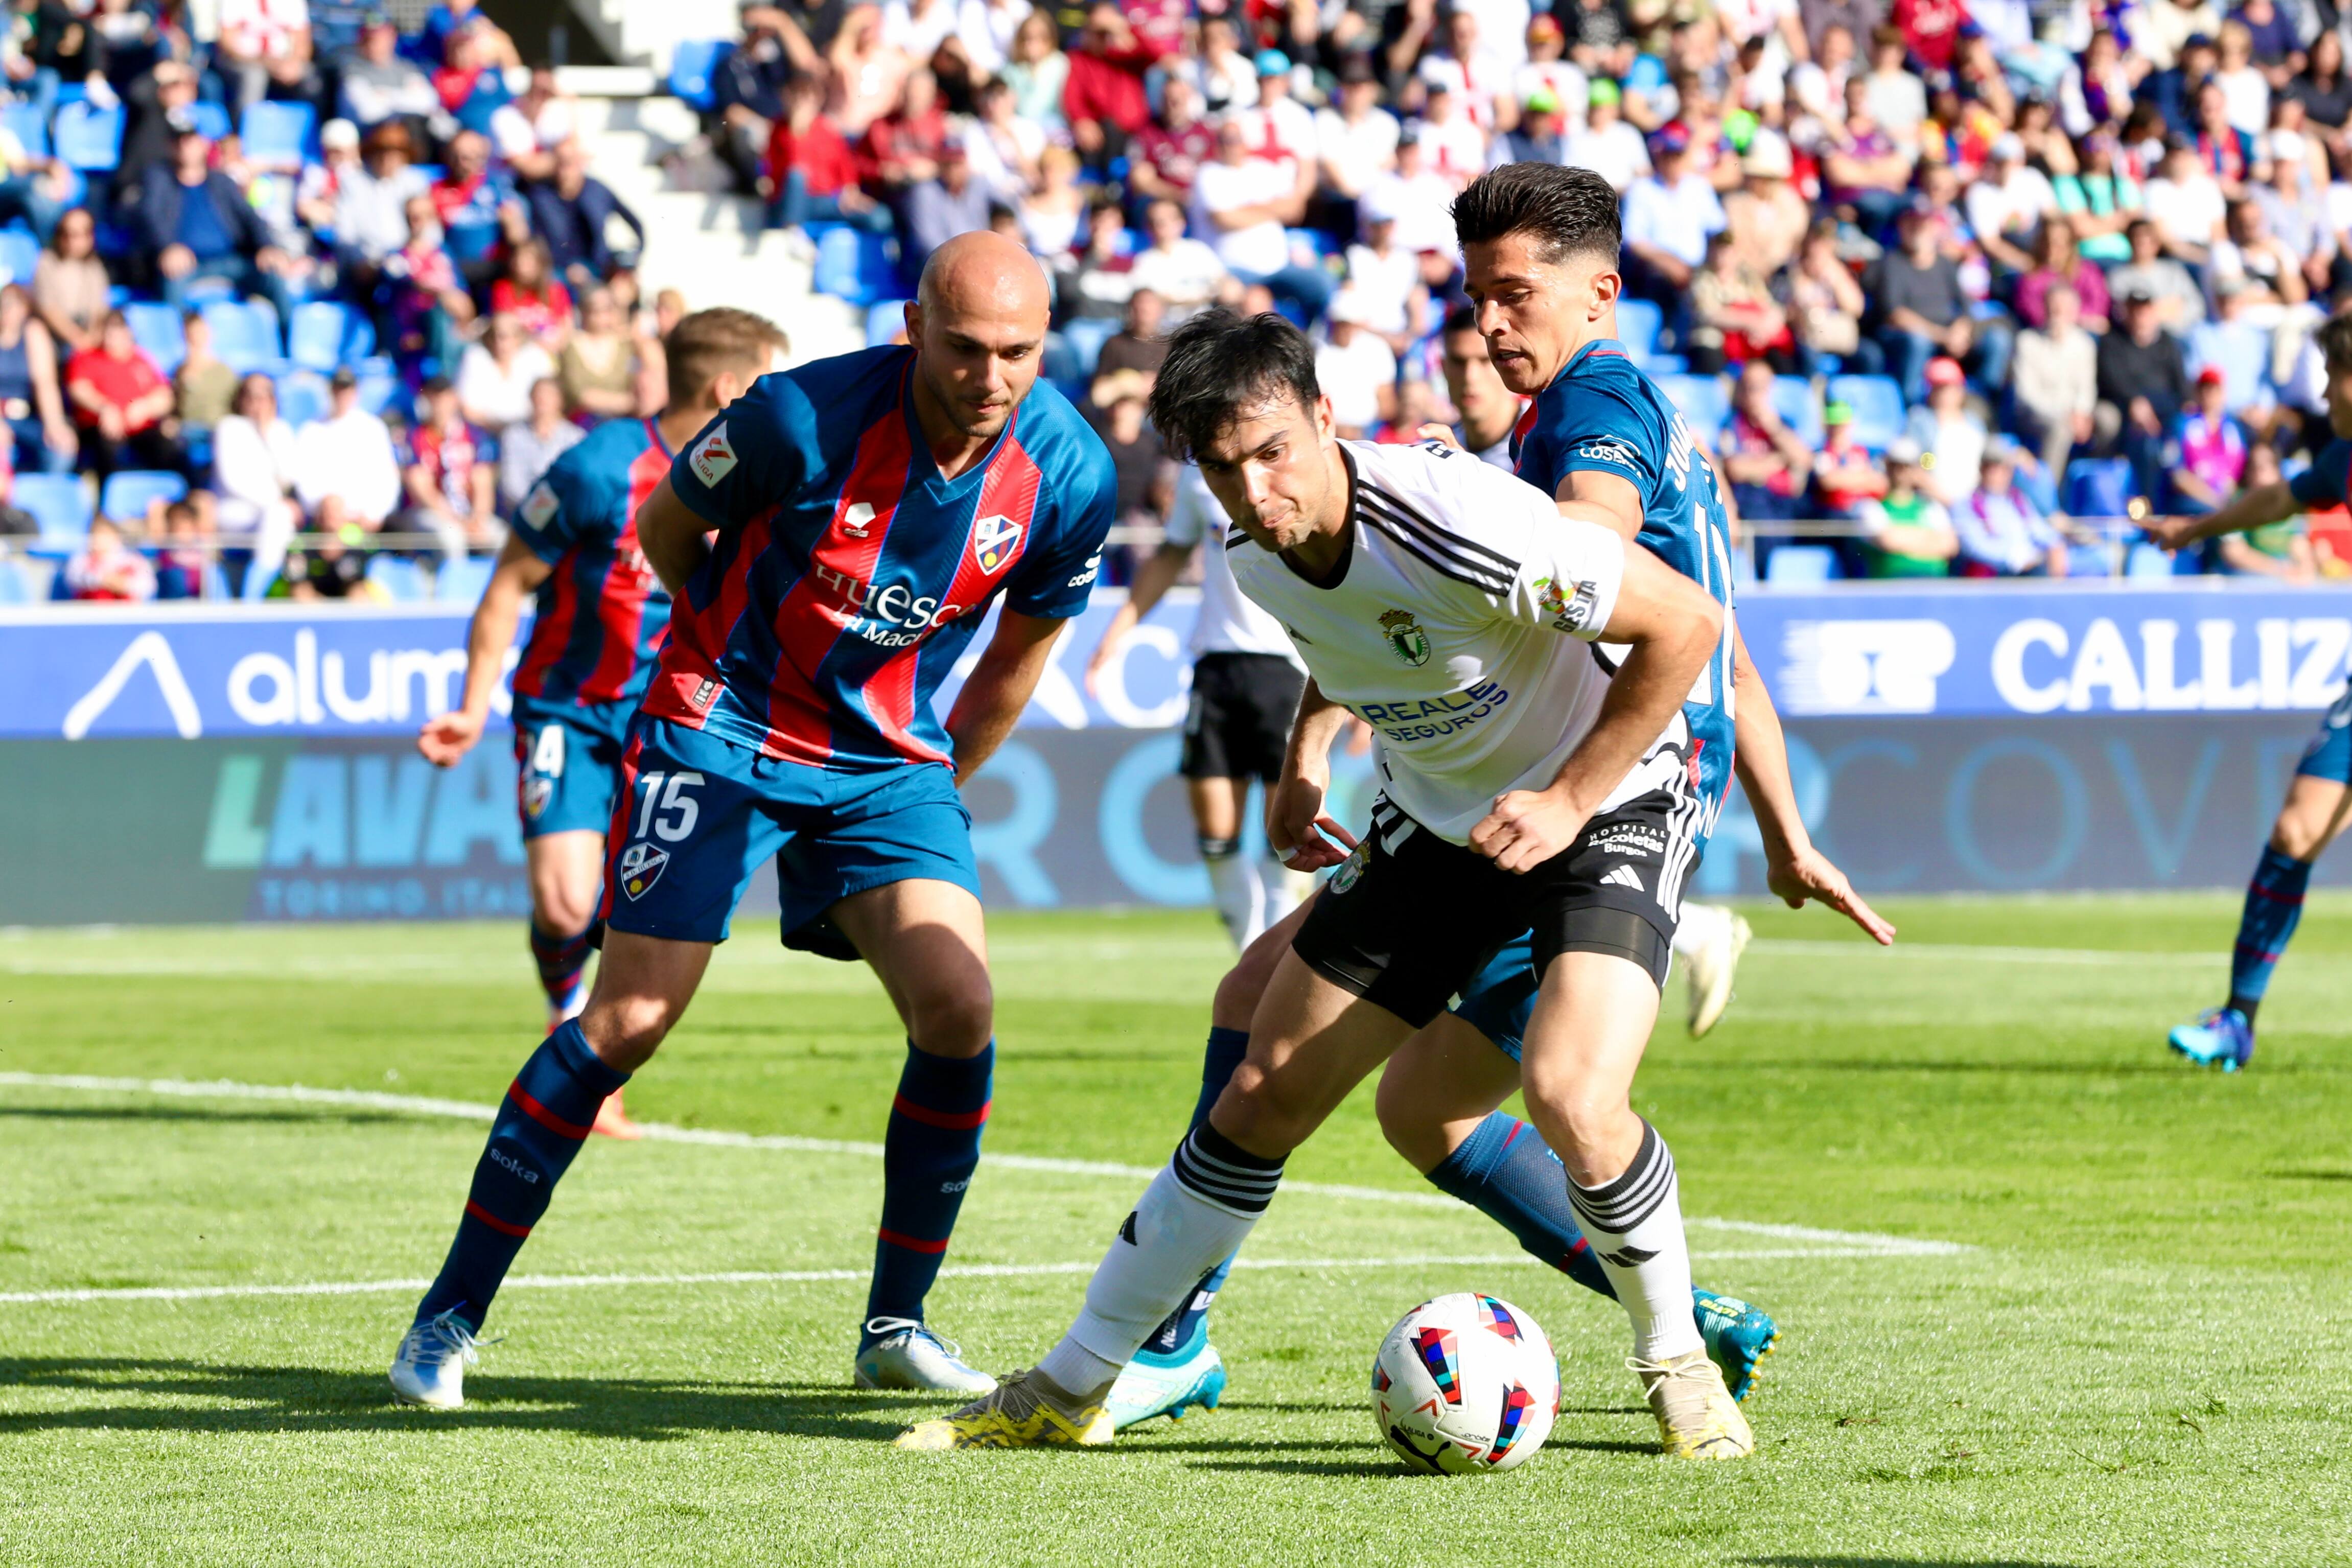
[644,346,1117,769]
[510,416,674,707]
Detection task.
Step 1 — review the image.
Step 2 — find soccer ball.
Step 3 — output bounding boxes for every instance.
[1370,1292,1559,1473]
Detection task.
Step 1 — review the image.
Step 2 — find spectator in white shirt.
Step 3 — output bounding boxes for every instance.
[295,368,403,535]
[1513,13,1589,125]
[1859,26,1927,149]
[212,371,302,590]
[1412,82,1489,186]
[1964,133,2058,276]
[1620,122,1725,305]
[1344,202,1426,353]
[498,377,586,515]
[455,314,558,435]
[1362,131,1462,254]
[2213,20,2272,134]
[1190,118,1334,319]
[1236,49,1318,174]
[1128,196,1229,319]
[1564,77,1649,191]
[215,0,318,121]
[1316,292,1399,436]
[2144,140,2228,262]
[1417,7,1516,128]
[1314,56,1402,205]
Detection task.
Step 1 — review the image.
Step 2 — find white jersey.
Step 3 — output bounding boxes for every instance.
[1164,465,1305,664]
[1225,439,1631,844]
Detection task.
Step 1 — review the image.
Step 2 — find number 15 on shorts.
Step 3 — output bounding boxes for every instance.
[617,772,704,901]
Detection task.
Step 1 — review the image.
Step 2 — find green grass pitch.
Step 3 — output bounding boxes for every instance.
[1,897,2348,1566]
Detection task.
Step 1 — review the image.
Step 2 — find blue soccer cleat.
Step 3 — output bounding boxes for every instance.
[1693,1289,1779,1403]
[389,1309,490,1409]
[1104,1324,1227,1431]
[855,1317,997,1395]
[2169,1007,2254,1072]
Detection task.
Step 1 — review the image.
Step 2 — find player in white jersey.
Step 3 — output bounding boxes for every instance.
[1087,465,1311,947]
[902,309,1751,1459]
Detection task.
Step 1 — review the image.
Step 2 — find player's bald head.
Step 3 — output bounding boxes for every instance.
[915,231,1050,326]
[907,231,1052,443]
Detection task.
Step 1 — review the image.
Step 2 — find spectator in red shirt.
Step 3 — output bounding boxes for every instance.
[488,237,575,352]
[64,312,187,481]
[62,517,157,601]
[766,73,892,235]
[1894,0,1965,73]
[1129,72,1216,207]
[1064,2,1153,168]
[866,68,951,195]
[399,375,498,560]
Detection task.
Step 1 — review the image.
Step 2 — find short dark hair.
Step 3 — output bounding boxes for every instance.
[2319,311,2352,375]
[1146,309,1320,464]
[1451,162,1620,266]
[1442,302,1479,337]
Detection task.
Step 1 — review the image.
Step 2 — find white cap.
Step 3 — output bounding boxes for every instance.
[1990,132,2024,160]
[321,118,361,150]
[1326,289,1369,325]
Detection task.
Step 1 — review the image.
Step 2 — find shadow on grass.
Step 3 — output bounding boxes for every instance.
[2270,1167,2352,1181]
[0,1358,908,1442]
[1744,1560,2086,1567]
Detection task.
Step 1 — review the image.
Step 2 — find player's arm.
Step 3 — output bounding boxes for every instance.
[945,609,1069,785]
[2143,479,2301,553]
[1083,539,1192,696]
[1553,466,1644,542]
[417,532,551,766]
[1473,531,1722,873]
[1267,678,1359,872]
[635,475,712,596]
[1729,626,1895,944]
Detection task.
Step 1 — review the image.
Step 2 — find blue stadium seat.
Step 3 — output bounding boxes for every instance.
[435,555,493,603]
[0,554,53,602]
[1638,352,1687,376]
[125,301,187,373]
[1062,316,1120,378]
[1615,298,1662,360]
[356,370,403,417]
[810,224,900,306]
[200,299,285,374]
[240,101,315,165]
[365,555,430,601]
[1772,374,1824,447]
[1,101,48,158]
[101,470,187,523]
[1764,543,1840,584]
[1828,373,1906,450]
[1657,373,1732,439]
[865,298,911,347]
[668,39,732,112]
[275,372,330,427]
[2064,456,2135,520]
[287,300,372,371]
[16,473,92,548]
[2066,543,2115,577]
[0,226,37,287]
[53,100,124,171]
[2126,542,2175,578]
[190,101,232,143]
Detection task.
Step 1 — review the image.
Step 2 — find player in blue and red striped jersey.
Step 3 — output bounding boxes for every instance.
[390,233,1118,1410]
[414,309,792,1143]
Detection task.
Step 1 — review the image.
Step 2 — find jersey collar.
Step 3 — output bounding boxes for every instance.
[1554,337,1632,390]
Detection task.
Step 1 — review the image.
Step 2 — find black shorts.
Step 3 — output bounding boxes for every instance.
[1179,653,1306,783]
[1291,790,1695,1028]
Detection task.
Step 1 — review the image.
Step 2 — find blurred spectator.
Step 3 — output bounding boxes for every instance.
[1723,131,1806,274]
[1620,123,1725,309]
[295,367,402,538]
[152,500,209,600]
[215,0,321,122]
[213,370,302,591]
[172,310,238,431]
[0,111,68,241]
[64,310,184,480]
[1017,143,1087,261]
[1438,305,1520,466]
[998,10,1067,129]
[1057,200,1137,321]
[1235,50,1316,180]
[455,312,555,434]
[1064,2,1153,167]
[825,6,910,138]
[2144,139,2227,261]
[1180,14,1252,119]
[0,283,76,474]
[1563,78,1649,192]
[1314,293,1396,436]
[1362,133,1458,254]
[2107,218,2202,333]
[114,58,202,209]
[1812,402,1890,520]
[33,209,107,357]
[400,374,497,558]
[2291,32,2352,130]
[1965,133,2057,279]
[489,237,573,349]
[1907,354,1986,504]
[2168,365,2248,512]
[965,77,1046,199]
[765,73,890,238]
[714,6,810,193]
[1868,205,2008,404]
[384,190,478,370]
[62,516,156,600]
[1688,230,1792,373]
[525,140,644,292]
[138,114,299,317]
[1087,367,1168,538]
[1719,360,1813,527]
[1095,286,1168,384]
[1344,203,1425,356]
[1854,437,1959,576]
[490,66,572,184]
[1495,84,1570,166]
[281,527,379,599]
[2011,282,2097,479]
[2056,132,2143,266]
[2015,220,2110,332]
[1786,218,1874,375]
[904,140,995,270]
[497,377,583,515]
[1954,436,2069,576]
[433,129,527,292]
[868,67,950,197]
[1312,57,1400,215]
[2097,287,2194,503]
[1823,95,1915,235]
[556,286,645,420]
[2214,441,2316,577]
[1192,120,1330,319]
[337,11,437,132]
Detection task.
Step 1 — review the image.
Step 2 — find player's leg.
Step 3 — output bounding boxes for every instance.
[1672,902,1752,1039]
[825,876,1002,1394]
[2171,726,2352,1069]
[525,831,605,1025]
[1189,774,1263,948]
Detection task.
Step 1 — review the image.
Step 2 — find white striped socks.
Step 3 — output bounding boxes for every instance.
[1566,1119,1703,1362]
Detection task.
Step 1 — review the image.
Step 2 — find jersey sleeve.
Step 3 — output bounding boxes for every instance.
[1160,467,1215,550]
[1003,427,1119,619]
[1449,449,1625,641]
[2290,439,2352,508]
[669,371,816,530]
[509,442,607,564]
[1547,376,1665,500]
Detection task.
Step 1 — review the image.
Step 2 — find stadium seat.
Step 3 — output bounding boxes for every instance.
[356,369,403,416]
[200,299,286,374]
[190,101,232,143]
[435,555,493,603]
[15,473,92,548]
[1763,543,1840,584]
[101,470,188,523]
[239,101,315,166]
[810,224,900,306]
[668,39,732,112]
[1657,373,1732,439]
[865,298,910,347]
[1828,373,1906,449]
[2063,456,2135,520]
[125,301,187,373]
[2190,320,2272,414]
[1615,298,1662,360]
[53,100,124,171]
[287,300,372,372]
[365,555,429,601]
[1062,316,1119,379]
[0,554,54,602]
[1638,352,1687,377]
[2066,542,2115,577]
[2126,542,2175,578]
[1,101,48,158]
[0,226,37,287]
[275,371,330,427]
[1772,374,1825,447]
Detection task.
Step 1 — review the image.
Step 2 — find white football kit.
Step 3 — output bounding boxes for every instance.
[1163,466,1305,665]
[1224,439,1632,844]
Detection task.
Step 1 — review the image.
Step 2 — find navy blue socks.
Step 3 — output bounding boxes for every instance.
[1427,1112,1618,1299]
[2227,844,2311,1024]
[416,1020,628,1330]
[863,1040,993,1344]
[528,921,594,1009]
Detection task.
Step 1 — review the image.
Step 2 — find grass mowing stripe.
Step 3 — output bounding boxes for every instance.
[0,1071,1972,1258]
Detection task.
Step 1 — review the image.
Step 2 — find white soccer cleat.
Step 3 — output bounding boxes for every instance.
[855,1317,999,1395]
[389,1309,487,1410]
[1685,910,1752,1039]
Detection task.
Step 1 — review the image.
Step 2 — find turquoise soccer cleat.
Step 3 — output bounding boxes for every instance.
[1693,1289,1779,1403]
[2169,1007,2255,1072]
[1104,1325,1227,1431]
[389,1309,488,1410]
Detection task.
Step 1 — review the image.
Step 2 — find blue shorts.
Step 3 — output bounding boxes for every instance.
[598,716,979,949]
[511,695,634,840]
[2296,682,2352,785]
[1451,937,1540,1063]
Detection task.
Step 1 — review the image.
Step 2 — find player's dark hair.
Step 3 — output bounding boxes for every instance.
[2320,311,2352,375]
[1442,302,1480,337]
[1147,309,1321,463]
[665,308,789,407]
[1451,162,1620,266]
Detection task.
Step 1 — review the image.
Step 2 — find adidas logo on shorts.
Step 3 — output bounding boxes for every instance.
[1601,865,1645,892]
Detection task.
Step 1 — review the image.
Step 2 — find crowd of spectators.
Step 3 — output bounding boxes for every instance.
[726,0,2352,580]
[5,0,663,602]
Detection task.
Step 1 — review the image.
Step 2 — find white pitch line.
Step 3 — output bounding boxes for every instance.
[1750,939,2228,968]
[0,1072,1969,1258]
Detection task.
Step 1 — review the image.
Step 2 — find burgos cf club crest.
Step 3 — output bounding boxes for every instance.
[972,513,1024,574]
[1379,608,1431,666]
[617,841,669,900]
[1531,574,1599,634]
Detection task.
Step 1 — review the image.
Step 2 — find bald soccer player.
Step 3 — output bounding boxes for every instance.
[389,233,1121,1408]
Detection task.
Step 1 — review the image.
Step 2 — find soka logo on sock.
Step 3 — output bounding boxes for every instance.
[490,1149,540,1185]
[618,841,669,899]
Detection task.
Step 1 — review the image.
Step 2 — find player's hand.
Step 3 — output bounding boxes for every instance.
[1082,634,1118,698]
[1414,423,1461,449]
[2139,514,2199,552]
[1470,785,1588,874]
[1765,844,1895,945]
[1267,772,1357,871]
[416,708,485,767]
